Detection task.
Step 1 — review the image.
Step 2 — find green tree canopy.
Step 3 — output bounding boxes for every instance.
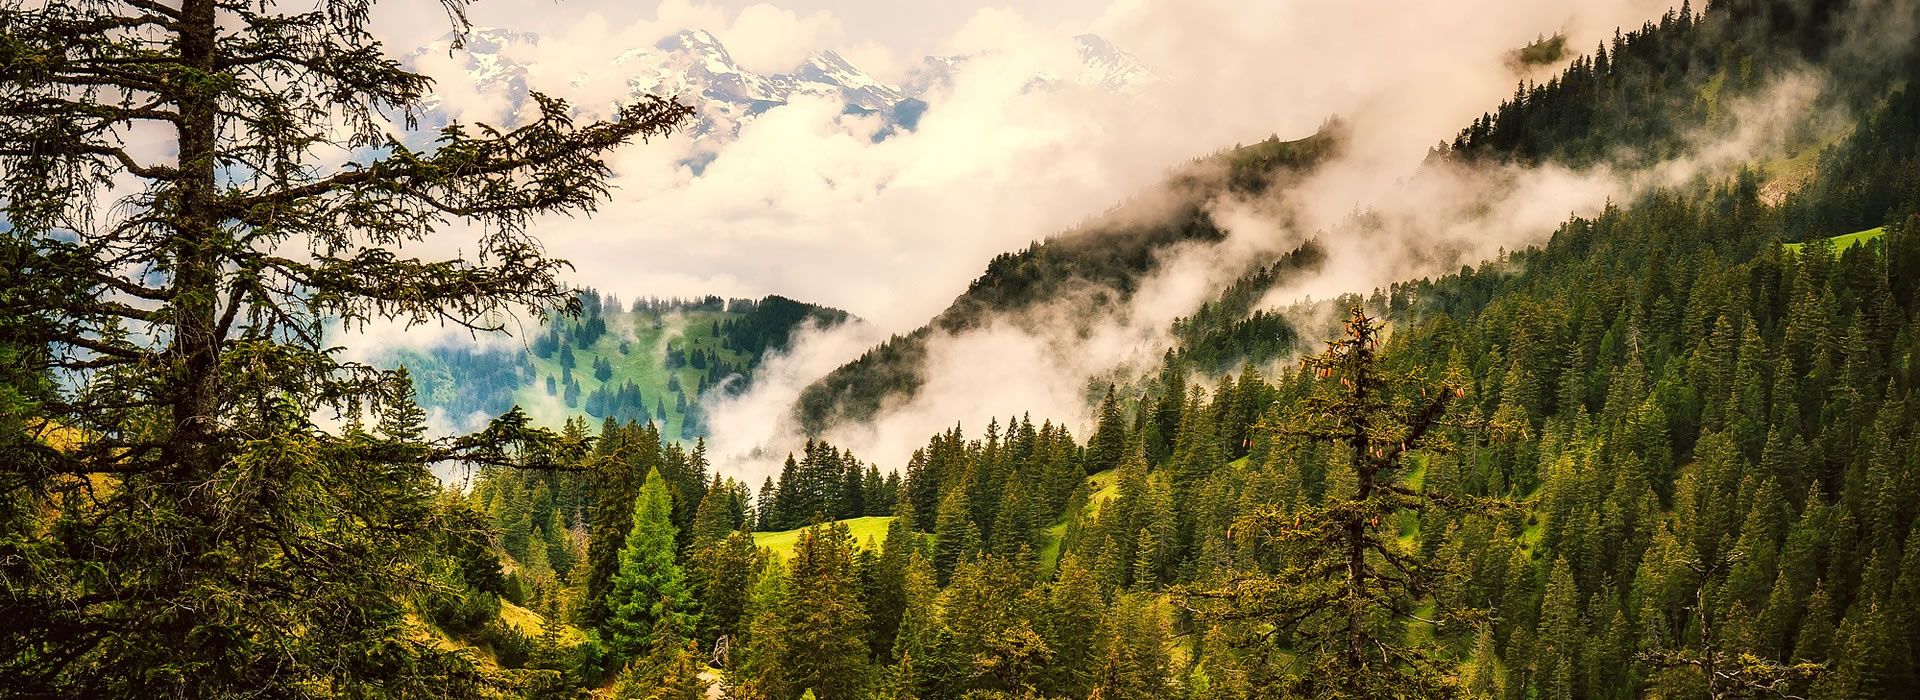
[608,467,697,662]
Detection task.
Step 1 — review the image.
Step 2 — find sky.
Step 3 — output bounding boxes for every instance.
[367,0,1680,331]
[374,0,1115,81]
[353,0,1703,478]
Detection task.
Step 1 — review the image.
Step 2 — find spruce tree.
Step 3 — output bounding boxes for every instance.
[688,475,739,549]
[782,518,873,699]
[868,504,922,660]
[690,530,761,653]
[1045,552,1107,698]
[607,468,696,662]
[616,615,710,700]
[1087,386,1129,474]
[931,489,980,585]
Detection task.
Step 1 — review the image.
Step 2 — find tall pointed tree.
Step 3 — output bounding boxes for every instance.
[782,518,873,699]
[1087,386,1129,474]
[608,468,696,663]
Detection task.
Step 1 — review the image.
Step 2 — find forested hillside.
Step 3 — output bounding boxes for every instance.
[447,1,1920,698]
[793,125,1341,433]
[11,0,1920,698]
[386,292,849,438]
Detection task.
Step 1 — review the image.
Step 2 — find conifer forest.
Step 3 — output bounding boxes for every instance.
[7,0,1920,698]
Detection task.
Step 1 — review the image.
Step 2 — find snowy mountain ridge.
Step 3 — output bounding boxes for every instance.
[403,27,1154,141]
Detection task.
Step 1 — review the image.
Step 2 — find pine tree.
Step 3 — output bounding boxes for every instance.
[586,420,662,628]
[615,616,709,700]
[0,0,682,689]
[931,490,980,585]
[1087,386,1129,474]
[691,531,761,650]
[689,475,738,549]
[782,519,873,699]
[1470,623,1504,699]
[1538,558,1582,700]
[546,508,578,578]
[1045,552,1107,698]
[729,563,788,700]
[941,555,1050,694]
[757,477,778,531]
[1792,581,1836,663]
[607,468,696,662]
[1088,594,1172,700]
[868,504,921,660]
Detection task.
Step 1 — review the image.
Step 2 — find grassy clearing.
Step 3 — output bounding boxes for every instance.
[1784,226,1886,254]
[1036,521,1068,571]
[751,516,895,559]
[498,600,586,644]
[514,309,751,434]
[1697,71,1726,122]
[1035,468,1119,571]
[1085,468,1120,513]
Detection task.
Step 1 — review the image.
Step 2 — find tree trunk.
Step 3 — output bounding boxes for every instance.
[169,0,221,481]
[1346,368,1374,677]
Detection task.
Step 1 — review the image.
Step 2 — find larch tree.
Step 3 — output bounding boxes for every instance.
[0,0,689,693]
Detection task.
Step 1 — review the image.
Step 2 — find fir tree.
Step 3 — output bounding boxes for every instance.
[607,468,696,663]
[782,519,873,699]
[0,0,683,689]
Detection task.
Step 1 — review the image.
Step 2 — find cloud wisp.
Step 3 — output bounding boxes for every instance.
[693,8,1850,482]
[359,0,1746,481]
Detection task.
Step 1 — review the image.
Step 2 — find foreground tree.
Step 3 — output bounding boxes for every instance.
[607,468,696,663]
[782,518,874,699]
[0,0,689,693]
[1181,307,1484,698]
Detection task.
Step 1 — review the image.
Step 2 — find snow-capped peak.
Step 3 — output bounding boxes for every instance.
[779,50,903,111]
[653,29,731,60]
[1073,34,1155,93]
[404,28,1154,145]
[618,28,781,105]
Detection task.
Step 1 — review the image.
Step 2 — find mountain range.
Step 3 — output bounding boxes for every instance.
[404,28,1155,142]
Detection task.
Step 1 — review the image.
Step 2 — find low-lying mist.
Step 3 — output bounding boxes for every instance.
[699,36,1848,484]
[344,0,1827,483]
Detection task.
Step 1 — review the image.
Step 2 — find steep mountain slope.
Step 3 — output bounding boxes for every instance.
[793,126,1342,433]
[735,4,1920,698]
[799,0,1896,438]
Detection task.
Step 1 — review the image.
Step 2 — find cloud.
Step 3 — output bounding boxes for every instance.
[687,3,1853,482]
[725,4,847,74]
[364,0,1763,483]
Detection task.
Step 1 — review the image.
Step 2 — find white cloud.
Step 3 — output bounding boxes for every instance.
[725,3,847,74]
[365,0,1724,482]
